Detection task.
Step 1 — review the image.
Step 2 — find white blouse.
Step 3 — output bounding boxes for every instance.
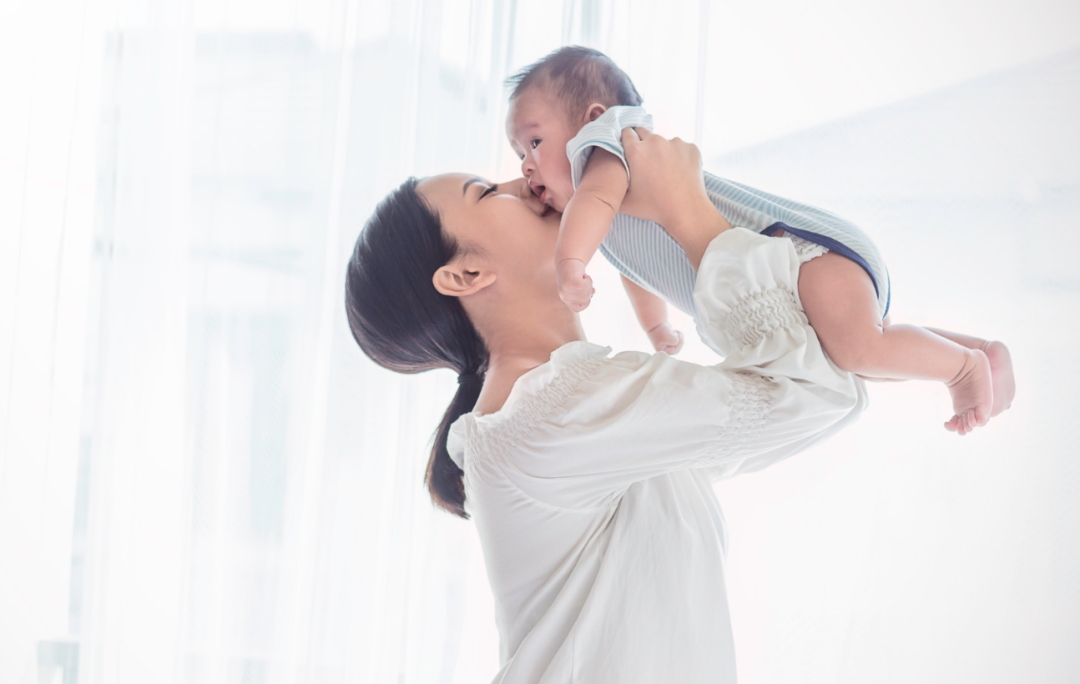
[447,229,866,684]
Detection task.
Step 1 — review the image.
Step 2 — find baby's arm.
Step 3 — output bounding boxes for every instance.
[555,149,630,312]
[621,275,683,354]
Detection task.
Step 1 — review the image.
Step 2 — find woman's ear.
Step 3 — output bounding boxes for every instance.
[433,260,497,298]
[585,103,607,123]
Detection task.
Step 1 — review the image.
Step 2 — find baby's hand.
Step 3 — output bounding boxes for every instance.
[556,259,594,312]
[647,321,684,354]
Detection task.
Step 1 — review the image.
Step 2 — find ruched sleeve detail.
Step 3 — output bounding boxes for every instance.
[724,287,805,350]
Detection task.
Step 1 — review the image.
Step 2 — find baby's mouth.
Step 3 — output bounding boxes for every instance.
[528,181,555,216]
[527,182,552,215]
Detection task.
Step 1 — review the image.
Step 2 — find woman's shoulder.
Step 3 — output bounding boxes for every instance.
[473,341,611,422]
[449,341,650,467]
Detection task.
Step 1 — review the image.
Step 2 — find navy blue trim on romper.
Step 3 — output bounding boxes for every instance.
[761,222,891,318]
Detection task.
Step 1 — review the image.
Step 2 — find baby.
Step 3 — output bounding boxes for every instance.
[504,46,1015,434]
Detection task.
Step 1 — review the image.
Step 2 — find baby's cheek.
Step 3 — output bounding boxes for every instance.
[551,181,577,211]
[550,175,576,207]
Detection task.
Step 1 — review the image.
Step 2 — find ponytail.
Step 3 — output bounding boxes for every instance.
[345,179,488,519]
[427,374,484,518]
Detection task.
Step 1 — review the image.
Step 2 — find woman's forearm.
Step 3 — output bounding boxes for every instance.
[666,202,733,272]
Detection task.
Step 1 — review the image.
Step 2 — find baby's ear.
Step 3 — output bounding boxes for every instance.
[584,103,607,123]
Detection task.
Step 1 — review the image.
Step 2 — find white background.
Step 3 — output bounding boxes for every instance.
[1,0,1078,682]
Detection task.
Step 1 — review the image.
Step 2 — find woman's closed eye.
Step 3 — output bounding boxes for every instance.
[463,177,497,201]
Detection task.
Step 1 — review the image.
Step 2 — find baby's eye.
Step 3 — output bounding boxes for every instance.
[530,139,541,149]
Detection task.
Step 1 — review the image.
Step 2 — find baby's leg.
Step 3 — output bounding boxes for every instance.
[621,275,683,354]
[925,328,1014,417]
[798,252,992,434]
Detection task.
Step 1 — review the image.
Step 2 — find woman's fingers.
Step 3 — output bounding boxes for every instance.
[620,125,692,152]
[618,127,710,229]
[620,126,645,146]
[620,126,656,148]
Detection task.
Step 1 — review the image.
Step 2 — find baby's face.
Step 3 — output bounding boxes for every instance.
[506,87,580,213]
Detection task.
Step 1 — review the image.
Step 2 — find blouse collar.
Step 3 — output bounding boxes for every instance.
[447,340,611,468]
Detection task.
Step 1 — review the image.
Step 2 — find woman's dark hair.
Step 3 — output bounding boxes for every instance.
[505,45,643,119]
[345,178,488,519]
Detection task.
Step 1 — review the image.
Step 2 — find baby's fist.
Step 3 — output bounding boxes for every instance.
[647,321,684,355]
[556,259,595,312]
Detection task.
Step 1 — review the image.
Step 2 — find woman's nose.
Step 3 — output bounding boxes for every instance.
[510,177,531,199]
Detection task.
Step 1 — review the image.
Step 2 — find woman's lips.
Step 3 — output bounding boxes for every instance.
[542,205,554,217]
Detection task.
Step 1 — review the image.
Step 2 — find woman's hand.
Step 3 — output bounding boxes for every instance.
[620,127,732,270]
[619,127,704,227]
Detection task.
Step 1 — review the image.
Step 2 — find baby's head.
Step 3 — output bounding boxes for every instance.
[505,46,642,212]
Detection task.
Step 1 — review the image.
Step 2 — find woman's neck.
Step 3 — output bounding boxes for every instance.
[469,295,586,416]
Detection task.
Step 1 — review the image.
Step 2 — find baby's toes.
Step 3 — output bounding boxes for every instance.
[967,410,981,434]
[952,410,975,435]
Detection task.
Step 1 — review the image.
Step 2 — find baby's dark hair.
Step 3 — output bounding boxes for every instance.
[505,46,642,120]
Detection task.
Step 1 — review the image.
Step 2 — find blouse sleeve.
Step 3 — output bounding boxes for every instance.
[506,227,868,509]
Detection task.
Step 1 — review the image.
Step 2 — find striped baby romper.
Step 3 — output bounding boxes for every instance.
[567,105,891,319]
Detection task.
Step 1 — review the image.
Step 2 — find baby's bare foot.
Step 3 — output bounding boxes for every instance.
[944,349,993,436]
[981,341,1014,417]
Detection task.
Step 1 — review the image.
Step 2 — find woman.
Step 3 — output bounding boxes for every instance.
[345,129,867,682]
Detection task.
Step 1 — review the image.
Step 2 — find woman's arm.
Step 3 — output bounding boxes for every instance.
[618,127,734,270]
[508,227,867,508]
[502,133,866,507]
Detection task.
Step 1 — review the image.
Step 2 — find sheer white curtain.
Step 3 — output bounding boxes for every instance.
[2,0,1079,682]
[1,1,714,682]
